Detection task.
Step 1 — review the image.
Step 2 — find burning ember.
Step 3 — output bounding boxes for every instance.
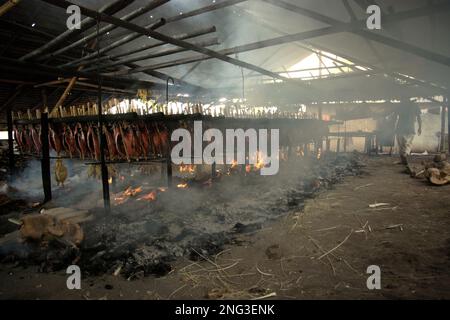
[124,186,142,196]
[179,164,196,173]
[137,190,157,202]
[113,186,143,205]
[112,184,169,206]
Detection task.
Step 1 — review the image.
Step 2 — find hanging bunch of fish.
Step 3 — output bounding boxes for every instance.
[13,121,170,161]
[13,124,42,155]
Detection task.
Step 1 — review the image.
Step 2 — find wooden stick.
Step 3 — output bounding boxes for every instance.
[318,230,353,260]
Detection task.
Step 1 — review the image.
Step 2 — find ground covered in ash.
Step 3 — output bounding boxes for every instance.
[0,153,364,279]
[78,153,364,278]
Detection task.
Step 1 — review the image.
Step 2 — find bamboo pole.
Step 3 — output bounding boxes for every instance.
[20,0,135,61]
[0,0,20,17]
[78,26,217,68]
[34,78,72,88]
[61,18,166,68]
[61,0,248,68]
[39,0,170,61]
[41,0,297,84]
[0,56,168,91]
[85,37,219,72]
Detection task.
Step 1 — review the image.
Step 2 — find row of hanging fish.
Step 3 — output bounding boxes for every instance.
[13,122,170,162]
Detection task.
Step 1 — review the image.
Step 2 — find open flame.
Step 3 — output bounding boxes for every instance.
[177,182,188,189]
[179,164,196,173]
[245,152,266,173]
[255,152,265,170]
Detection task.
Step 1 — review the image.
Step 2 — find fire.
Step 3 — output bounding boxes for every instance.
[114,186,143,205]
[177,183,188,189]
[113,185,168,206]
[108,177,113,184]
[137,190,157,202]
[123,186,142,196]
[317,148,322,160]
[230,160,238,169]
[179,164,196,173]
[245,152,266,173]
[255,153,265,170]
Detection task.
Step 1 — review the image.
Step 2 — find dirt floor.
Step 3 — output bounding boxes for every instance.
[0,155,449,300]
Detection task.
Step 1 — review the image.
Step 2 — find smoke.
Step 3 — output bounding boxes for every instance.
[8,159,104,208]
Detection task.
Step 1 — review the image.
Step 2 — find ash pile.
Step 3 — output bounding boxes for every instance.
[0,153,365,278]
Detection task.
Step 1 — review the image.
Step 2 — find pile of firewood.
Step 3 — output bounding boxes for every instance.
[410,154,450,185]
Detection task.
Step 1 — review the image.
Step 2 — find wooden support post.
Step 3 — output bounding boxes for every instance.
[166,155,173,187]
[447,96,450,154]
[95,21,111,214]
[6,107,14,175]
[40,112,52,202]
[364,136,369,155]
[314,137,323,156]
[98,99,111,212]
[440,105,446,152]
[41,88,48,111]
[343,121,347,153]
[211,162,217,179]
